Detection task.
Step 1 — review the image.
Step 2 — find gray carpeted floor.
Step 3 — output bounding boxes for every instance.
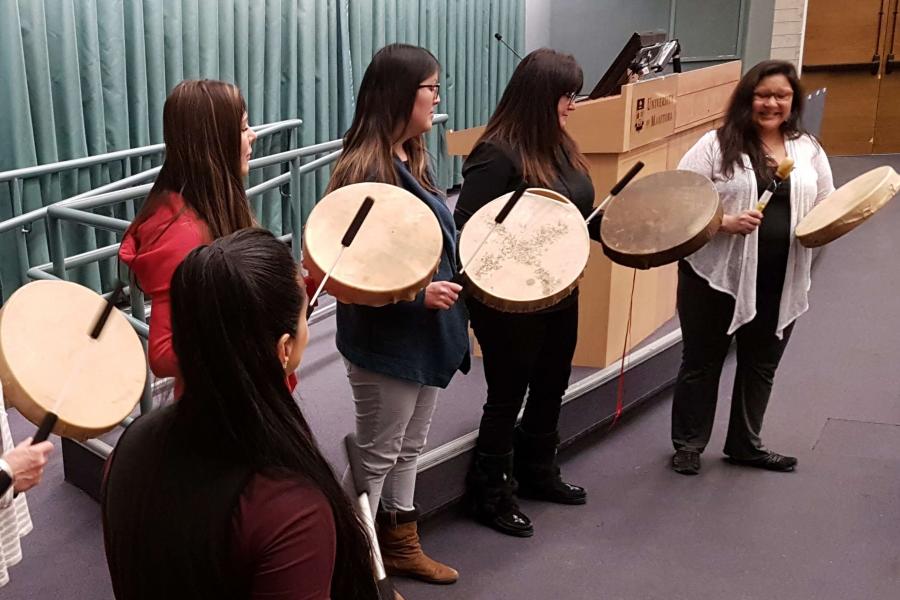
[3,154,899,599]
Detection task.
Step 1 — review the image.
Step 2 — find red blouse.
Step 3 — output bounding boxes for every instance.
[120,192,303,394]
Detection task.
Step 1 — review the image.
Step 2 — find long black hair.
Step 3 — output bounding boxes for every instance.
[170,228,378,599]
[478,47,589,186]
[718,60,810,179]
[327,43,441,194]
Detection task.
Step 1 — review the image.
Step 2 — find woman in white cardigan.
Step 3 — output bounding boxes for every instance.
[0,382,53,587]
[671,60,834,475]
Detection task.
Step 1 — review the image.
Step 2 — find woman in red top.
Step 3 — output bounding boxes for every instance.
[119,79,260,395]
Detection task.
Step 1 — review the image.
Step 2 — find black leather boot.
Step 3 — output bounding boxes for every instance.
[466,450,534,537]
[513,428,586,505]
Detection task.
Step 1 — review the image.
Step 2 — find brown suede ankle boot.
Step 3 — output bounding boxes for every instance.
[376,508,458,584]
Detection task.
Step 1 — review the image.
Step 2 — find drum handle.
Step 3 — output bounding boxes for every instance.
[586,161,645,224]
[756,158,795,212]
[90,281,126,339]
[457,183,528,281]
[309,197,376,310]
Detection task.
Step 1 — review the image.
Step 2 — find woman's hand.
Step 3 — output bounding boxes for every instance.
[424,281,462,310]
[4,438,54,493]
[720,210,763,235]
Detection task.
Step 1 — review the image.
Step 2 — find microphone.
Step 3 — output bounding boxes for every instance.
[494,33,523,61]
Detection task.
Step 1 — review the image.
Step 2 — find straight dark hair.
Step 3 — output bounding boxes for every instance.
[717,60,810,179]
[129,79,255,240]
[327,43,441,194]
[478,48,590,187]
[164,229,376,599]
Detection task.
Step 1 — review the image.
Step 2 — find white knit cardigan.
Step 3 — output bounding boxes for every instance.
[678,130,835,337]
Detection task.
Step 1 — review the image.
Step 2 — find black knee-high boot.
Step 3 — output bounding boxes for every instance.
[513,428,586,505]
[466,450,534,537]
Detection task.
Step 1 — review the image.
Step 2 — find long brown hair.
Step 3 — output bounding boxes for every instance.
[717,60,810,179]
[478,48,589,187]
[130,79,255,239]
[327,44,440,194]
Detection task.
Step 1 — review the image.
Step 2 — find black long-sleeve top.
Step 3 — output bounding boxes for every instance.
[454,139,599,312]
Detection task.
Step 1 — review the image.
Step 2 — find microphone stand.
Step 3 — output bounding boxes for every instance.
[494,33,523,61]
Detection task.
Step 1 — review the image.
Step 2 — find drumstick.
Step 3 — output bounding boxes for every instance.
[755,158,794,212]
[0,282,127,495]
[344,434,396,600]
[454,183,528,285]
[585,161,645,224]
[309,196,375,309]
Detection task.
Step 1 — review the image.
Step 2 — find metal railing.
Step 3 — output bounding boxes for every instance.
[0,114,450,455]
[0,119,303,285]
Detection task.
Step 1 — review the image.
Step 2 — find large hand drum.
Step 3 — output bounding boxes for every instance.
[303,182,443,306]
[600,170,721,269]
[0,280,146,440]
[459,188,590,313]
[795,166,900,248]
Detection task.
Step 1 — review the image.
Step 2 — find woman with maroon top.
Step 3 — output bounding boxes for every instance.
[119,79,305,397]
[102,228,379,600]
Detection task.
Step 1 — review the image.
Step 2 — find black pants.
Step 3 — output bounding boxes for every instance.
[468,297,578,455]
[671,262,794,459]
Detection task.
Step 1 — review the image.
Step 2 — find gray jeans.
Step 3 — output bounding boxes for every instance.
[341,359,439,515]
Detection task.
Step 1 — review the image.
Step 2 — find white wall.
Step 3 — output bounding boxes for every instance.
[525,0,552,51]
[770,0,808,69]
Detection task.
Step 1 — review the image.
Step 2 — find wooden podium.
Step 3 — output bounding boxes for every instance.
[447,61,741,368]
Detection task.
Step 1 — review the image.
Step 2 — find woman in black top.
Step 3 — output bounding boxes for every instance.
[454,48,601,538]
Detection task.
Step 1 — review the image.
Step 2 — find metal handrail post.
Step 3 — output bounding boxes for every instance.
[9,178,30,285]
[46,214,67,280]
[290,157,302,261]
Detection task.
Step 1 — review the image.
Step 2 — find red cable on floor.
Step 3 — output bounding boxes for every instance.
[610,268,637,428]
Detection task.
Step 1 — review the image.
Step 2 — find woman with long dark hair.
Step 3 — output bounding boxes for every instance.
[670,60,834,475]
[119,80,261,397]
[323,43,467,586]
[103,228,379,600]
[454,48,599,538]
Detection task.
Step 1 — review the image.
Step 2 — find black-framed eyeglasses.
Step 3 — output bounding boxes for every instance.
[566,91,578,103]
[418,83,441,95]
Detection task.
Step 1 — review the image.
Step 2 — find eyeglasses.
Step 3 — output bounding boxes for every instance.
[566,91,578,103]
[753,92,793,102]
[418,83,441,96]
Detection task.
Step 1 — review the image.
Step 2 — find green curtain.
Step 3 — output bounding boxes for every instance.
[0,0,524,301]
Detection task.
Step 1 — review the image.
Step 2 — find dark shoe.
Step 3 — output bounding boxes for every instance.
[467,451,534,537]
[671,449,701,475]
[726,451,797,472]
[377,508,458,584]
[513,428,587,505]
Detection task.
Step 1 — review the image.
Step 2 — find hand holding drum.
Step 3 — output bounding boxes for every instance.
[721,210,763,235]
[424,281,462,310]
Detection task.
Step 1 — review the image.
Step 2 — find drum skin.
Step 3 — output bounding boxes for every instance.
[600,170,722,270]
[795,166,900,248]
[0,280,146,440]
[458,188,590,313]
[303,182,443,306]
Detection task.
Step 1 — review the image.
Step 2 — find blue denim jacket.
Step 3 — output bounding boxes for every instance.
[335,160,471,388]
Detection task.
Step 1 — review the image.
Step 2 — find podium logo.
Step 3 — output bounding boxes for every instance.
[634,98,645,132]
